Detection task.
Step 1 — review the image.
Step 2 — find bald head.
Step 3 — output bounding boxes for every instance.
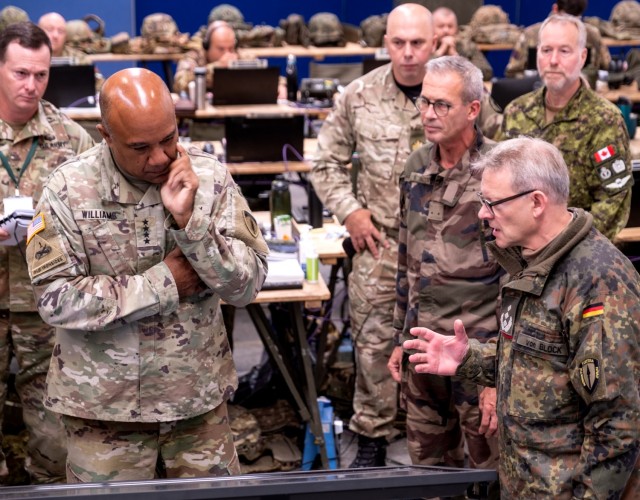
[385,3,435,86]
[100,68,173,130]
[38,12,66,56]
[205,22,237,64]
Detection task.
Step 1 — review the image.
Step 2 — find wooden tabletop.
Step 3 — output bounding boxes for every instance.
[599,80,640,104]
[616,226,640,243]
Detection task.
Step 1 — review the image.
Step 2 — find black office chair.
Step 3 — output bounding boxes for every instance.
[490,75,542,112]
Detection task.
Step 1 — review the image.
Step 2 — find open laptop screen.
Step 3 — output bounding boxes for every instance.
[213,67,280,105]
[43,64,96,108]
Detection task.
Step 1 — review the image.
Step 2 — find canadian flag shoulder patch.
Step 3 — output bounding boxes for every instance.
[593,145,616,165]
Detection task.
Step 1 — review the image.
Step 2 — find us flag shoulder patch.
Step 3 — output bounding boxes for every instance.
[593,145,615,165]
[582,303,604,319]
[27,212,45,245]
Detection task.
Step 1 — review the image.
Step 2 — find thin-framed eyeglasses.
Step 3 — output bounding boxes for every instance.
[476,189,536,216]
[415,96,453,117]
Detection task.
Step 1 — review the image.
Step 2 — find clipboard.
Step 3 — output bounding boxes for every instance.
[0,209,35,246]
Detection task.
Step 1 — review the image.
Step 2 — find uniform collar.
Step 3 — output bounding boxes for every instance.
[0,101,58,143]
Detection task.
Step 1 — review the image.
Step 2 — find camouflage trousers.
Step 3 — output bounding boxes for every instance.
[63,402,240,482]
[401,360,499,469]
[347,239,398,439]
[0,310,65,483]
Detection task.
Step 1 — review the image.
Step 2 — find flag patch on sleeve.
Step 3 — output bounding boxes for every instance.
[582,303,604,319]
[27,212,45,245]
[593,145,615,164]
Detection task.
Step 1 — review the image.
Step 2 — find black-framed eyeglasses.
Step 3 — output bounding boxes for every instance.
[476,189,536,216]
[415,96,453,117]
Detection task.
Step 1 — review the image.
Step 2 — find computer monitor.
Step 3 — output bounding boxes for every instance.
[43,64,96,108]
[212,67,280,105]
[490,75,542,112]
[224,115,304,163]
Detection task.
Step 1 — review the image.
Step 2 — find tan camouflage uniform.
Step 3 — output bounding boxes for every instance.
[0,101,94,483]
[501,81,631,240]
[173,47,209,94]
[311,63,425,439]
[445,36,493,81]
[457,208,640,498]
[26,142,268,481]
[505,20,611,78]
[394,131,501,468]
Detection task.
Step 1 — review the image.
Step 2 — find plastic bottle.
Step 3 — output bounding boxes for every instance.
[298,227,311,273]
[305,244,319,283]
[286,54,298,102]
[194,67,207,110]
[269,177,292,236]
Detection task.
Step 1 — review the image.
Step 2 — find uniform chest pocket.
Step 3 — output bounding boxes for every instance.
[355,119,403,181]
[84,220,138,276]
[507,322,579,422]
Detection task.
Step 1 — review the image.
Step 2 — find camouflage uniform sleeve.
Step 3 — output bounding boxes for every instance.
[309,90,361,225]
[567,294,640,498]
[504,31,528,78]
[456,338,497,387]
[173,48,201,93]
[28,175,181,330]
[169,164,268,307]
[392,171,411,345]
[587,112,631,240]
[457,37,493,81]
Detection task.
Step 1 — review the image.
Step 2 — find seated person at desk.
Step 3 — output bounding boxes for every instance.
[38,12,103,90]
[431,7,493,81]
[504,0,611,82]
[174,21,285,100]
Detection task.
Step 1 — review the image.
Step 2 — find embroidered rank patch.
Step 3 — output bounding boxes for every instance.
[579,358,600,394]
[593,145,615,164]
[582,303,604,319]
[27,212,45,245]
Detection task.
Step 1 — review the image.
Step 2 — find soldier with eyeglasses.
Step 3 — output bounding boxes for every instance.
[387,55,502,480]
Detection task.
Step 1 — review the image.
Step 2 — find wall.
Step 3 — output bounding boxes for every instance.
[9,0,629,79]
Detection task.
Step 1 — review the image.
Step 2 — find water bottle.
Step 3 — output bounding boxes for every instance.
[286,54,298,102]
[194,67,206,110]
[269,177,292,233]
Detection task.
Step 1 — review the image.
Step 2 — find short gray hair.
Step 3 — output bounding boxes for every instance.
[539,13,587,50]
[472,137,570,205]
[425,55,483,103]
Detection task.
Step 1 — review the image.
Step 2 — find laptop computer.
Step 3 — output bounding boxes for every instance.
[212,67,280,105]
[224,115,304,163]
[490,75,542,111]
[43,64,96,108]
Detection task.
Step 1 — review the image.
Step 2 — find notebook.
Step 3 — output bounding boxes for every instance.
[224,115,305,163]
[43,64,96,108]
[212,67,280,105]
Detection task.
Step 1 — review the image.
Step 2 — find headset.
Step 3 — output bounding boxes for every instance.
[203,21,236,52]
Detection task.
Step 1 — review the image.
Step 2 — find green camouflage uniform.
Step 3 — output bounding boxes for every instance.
[310,64,425,439]
[26,142,268,481]
[394,131,502,468]
[0,101,94,483]
[501,82,632,240]
[504,20,611,78]
[457,209,640,498]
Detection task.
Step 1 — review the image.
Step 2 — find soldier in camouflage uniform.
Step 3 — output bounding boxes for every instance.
[0,22,95,483]
[501,14,631,240]
[432,7,493,81]
[387,56,501,473]
[173,21,238,94]
[505,0,611,79]
[310,4,435,467]
[405,136,640,499]
[26,68,268,482]
[37,12,88,62]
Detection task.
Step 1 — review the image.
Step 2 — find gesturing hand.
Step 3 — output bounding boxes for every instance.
[161,144,199,229]
[403,319,469,376]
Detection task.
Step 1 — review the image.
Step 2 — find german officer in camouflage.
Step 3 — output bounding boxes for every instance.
[0,22,94,483]
[387,56,501,473]
[502,14,631,240]
[505,0,611,79]
[431,7,493,81]
[405,136,640,498]
[26,68,268,482]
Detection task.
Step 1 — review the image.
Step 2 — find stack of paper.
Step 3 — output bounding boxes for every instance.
[262,259,304,290]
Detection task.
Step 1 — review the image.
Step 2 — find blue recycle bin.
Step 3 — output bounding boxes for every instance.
[301,397,339,470]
